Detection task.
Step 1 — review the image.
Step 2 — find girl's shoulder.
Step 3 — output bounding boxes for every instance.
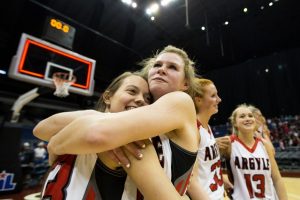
[159,91,194,109]
[162,91,192,99]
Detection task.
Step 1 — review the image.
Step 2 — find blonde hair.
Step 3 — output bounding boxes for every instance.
[192,78,214,113]
[249,105,266,124]
[248,105,270,137]
[193,78,214,97]
[139,45,197,96]
[229,103,251,135]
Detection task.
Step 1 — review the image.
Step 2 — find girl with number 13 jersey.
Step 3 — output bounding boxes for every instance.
[224,104,287,200]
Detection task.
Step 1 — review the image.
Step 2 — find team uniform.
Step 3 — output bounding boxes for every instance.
[121,135,197,200]
[41,135,197,200]
[228,135,277,200]
[41,154,100,200]
[195,121,224,200]
[95,159,127,200]
[42,153,129,200]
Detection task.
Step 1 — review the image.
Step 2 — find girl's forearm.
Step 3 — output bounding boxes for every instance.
[33,110,97,141]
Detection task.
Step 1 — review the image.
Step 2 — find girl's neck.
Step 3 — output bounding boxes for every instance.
[197,113,211,130]
[237,131,255,146]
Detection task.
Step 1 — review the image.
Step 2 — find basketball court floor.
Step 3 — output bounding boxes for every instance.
[0,176,299,200]
[224,177,300,200]
[284,177,300,200]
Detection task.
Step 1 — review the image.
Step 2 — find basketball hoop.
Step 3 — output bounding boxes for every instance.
[52,72,76,97]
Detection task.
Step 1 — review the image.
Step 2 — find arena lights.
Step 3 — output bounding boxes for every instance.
[121,0,131,5]
[161,0,176,7]
[132,2,137,8]
[121,0,138,9]
[0,69,6,75]
[258,0,279,11]
[146,3,159,16]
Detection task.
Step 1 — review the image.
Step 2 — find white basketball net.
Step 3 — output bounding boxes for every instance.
[53,72,76,98]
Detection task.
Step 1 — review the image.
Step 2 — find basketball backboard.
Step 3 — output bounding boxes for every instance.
[8,33,96,96]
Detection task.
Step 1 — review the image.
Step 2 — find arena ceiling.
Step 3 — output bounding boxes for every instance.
[0,0,299,122]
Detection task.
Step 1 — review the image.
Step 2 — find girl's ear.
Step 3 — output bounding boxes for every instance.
[103,91,111,105]
[194,96,203,107]
[194,96,201,103]
[183,79,189,91]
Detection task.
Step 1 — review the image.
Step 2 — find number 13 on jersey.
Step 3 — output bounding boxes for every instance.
[244,173,265,198]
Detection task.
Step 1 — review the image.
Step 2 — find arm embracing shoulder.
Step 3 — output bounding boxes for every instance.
[49,91,197,155]
[264,142,288,200]
[33,110,98,141]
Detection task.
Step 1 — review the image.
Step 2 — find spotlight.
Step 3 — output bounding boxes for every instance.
[265,68,269,73]
[121,0,132,5]
[146,8,151,15]
[260,6,265,10]
[151,16,155,21]
[224,21,229,25]
[0,70,6,75]
[243,8,248,13]
[161,0,175,6]
[132,2,137,8]
[201,26,205,31]
[161,0,171,6]
[146,3,159,16]
[269,2,273,6]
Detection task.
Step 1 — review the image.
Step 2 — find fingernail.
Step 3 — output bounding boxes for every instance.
[142,144,146,148]
[139,153,143,158]
[126,163,130,168]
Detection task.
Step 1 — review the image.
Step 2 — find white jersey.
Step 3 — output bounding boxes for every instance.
[41,154,99,200]
[196,123,224,200]
[229,135,277,200]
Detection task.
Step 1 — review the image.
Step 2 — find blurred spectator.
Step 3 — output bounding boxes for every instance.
[19,142,34,166]
[291,133,300,146]
[212,114,300,149]
[19,142,34,186]
[34,141,47,161]
[268,115,300,149]
[279,139,285,150]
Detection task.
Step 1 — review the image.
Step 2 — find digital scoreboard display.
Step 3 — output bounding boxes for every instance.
[42,16,76,49]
